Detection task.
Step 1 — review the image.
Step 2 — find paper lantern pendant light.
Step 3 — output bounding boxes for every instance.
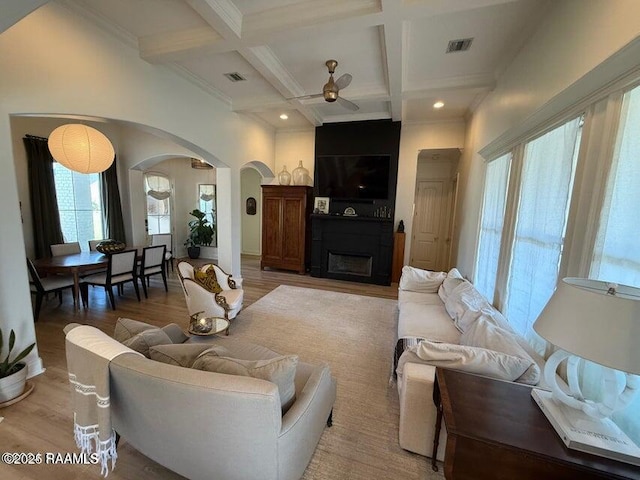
[48,124,115,174]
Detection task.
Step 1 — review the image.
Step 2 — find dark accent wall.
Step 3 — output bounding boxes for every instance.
[314,119,401,218]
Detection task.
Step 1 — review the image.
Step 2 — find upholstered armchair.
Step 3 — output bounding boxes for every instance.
[177,261,243,321]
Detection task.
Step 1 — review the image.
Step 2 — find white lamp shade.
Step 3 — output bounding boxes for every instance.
[48,124,115,174]
[533,278,640,375]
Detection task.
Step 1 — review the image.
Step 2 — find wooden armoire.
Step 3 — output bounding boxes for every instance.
[261,185,313,273]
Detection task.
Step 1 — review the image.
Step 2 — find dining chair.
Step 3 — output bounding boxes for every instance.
[81,250,140,310]
[26,258,79,321]
[88,239,104,251]
[137,245,167,298]
[50,242,81,256]
[151,233,173,272]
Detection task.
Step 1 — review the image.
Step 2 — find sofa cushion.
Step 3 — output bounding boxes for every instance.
[399,266,446,293]
[114,317,157,343]
[396,340,532,383]
[149,343,229,367]
[194,265,223,293]
[192,354,299,412]
[460,316,540,385]
[121,328,173,358]
[397,303,461,344]
[445,282,488,325]
[397,290,443,308]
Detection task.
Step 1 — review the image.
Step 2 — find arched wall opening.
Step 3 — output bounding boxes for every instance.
[240,161,275,256]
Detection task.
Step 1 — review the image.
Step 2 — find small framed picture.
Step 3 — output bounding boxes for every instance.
[314,197,330,214]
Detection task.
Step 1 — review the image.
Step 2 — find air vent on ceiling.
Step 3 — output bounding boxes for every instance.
[223,72,247,82]
[446,38,473,53]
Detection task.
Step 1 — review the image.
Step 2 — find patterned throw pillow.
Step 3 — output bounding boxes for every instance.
[194,265,223,293]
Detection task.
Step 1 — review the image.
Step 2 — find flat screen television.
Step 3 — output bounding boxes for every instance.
[316,155,390,200]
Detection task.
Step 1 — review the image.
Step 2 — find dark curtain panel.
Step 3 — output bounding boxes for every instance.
[100,157,126,242]
[23,135,63,259]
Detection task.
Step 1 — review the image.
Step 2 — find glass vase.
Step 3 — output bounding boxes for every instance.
[292,160,309,186]
[278,165,291,185]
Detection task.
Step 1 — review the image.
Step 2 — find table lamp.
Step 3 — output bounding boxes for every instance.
[532,278,640,465]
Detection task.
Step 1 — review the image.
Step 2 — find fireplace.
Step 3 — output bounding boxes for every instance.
[328,252,373,277]
[310,215,393,285]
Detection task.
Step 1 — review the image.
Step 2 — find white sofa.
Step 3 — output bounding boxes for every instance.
[394,266,547,460]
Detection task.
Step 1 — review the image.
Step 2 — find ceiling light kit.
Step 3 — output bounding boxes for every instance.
[280,113,288,120]
[433,101,445,109]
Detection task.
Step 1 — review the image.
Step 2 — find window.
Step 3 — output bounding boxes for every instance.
[474,153,511,302]
[145,173,171,235]
[591,84,640,288]
[503,117,582,338]
[198,184,217,246]
[53,164,104,251]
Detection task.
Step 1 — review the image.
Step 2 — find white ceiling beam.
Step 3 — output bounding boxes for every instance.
[403,73,496,99]
[139,27,227,64]
[379,0,405,121]
[241,0,380,39]
[185,0,243,39]
[0,0,49,34]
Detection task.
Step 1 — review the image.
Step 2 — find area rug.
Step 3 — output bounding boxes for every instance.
[232,285,444,480]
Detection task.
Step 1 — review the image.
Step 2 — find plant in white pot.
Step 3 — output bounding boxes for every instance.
[0,328,35,403]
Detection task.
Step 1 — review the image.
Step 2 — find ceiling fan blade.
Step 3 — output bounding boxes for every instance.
[334,73,352,90]
[288,93,324,100]
[337,96,359,111]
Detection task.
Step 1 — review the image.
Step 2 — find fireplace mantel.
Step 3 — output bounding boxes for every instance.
[310,214,393,285]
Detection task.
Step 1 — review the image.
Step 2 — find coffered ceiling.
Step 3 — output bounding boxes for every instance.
[61,0,550,130]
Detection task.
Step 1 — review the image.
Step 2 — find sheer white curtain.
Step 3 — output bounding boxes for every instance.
[474,153,511,301]
[591,84,640,288]
[586,84,640,445]
[504,117,581,339]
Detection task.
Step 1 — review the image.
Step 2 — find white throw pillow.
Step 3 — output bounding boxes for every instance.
[443,281,483,322]
[396,340,531,382]
[460,317,540,385]
[437,276,467,303]
[399,266,446,293]
[192,354,299,412]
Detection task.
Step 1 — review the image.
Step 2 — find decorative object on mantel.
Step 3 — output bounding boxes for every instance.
[397,220,405,233]
[0,327,36,404]
[532,278,640,465]
[292,161,310,185]
[191,158,213,170]
[95,239,126,254]
[246,197,257,215]
[374,206,392,218]
[314,197,330,214]
[48,124,115,174]
[343,207,357,216]
[278,165,291,185]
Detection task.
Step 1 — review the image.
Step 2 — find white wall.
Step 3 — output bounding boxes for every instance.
[397,122,467,264]
[0,2,274,376]
[274,129,315,185]
[456,0,640,278]
[240,168,262,255]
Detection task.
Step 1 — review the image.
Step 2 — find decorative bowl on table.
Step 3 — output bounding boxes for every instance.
[95,240,126,254]
[189,314,214,335]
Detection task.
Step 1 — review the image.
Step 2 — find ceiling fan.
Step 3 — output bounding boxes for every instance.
[290,60,359,111]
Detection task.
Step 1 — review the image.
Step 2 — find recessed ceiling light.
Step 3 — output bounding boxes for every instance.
[279,113,288,120]
[433,101,445,109]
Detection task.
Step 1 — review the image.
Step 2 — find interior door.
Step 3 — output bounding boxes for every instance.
[410,180,451,271]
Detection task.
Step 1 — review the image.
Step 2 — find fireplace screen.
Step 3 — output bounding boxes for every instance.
[327,252,372,277]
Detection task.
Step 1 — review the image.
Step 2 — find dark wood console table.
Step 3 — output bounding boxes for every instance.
[433,368,639,479]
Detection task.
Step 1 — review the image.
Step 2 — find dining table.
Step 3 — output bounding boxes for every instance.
[33,251,109,310]
[33,246,156,310]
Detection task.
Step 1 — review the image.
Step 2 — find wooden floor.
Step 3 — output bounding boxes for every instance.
[0,256,398,480]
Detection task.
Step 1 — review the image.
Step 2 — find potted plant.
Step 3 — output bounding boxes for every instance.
[0,328,35,403]
[184,209,215,259]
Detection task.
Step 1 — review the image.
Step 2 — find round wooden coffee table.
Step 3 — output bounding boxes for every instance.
[188,317,230,336]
